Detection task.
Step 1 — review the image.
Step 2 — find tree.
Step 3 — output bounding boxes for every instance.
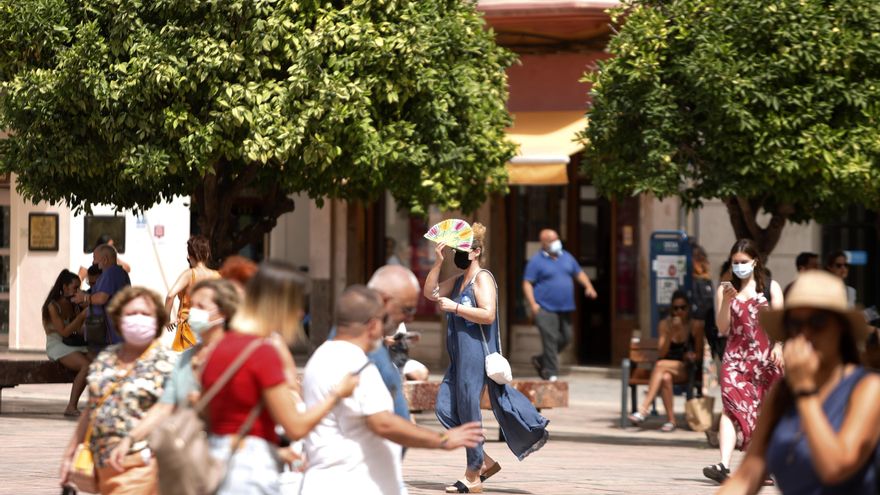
[0,0,515,257]
[582,0,880,256]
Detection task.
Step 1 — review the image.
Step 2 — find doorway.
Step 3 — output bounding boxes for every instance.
[506,178,614,365]
[569,181,612,364]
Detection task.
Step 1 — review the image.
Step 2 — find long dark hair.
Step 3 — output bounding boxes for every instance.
[728,239,766,294]
[42,269,79,321]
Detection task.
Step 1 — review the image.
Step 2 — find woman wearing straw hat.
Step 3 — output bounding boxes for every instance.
[718,270,880,494]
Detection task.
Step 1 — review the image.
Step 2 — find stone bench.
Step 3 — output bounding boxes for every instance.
[0,360,76,413]
[404,380,569,413]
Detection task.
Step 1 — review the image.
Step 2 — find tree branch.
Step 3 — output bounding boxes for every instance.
[735,195,762,241]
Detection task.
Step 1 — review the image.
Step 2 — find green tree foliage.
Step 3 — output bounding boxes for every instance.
[0,0,514,257]
[582,0,880,255]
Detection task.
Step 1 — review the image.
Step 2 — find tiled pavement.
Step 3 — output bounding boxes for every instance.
[0,375,781,495]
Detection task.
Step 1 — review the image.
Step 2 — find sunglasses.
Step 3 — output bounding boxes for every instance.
[784,311,832,336]
[671,305,688,311]
[833,263,849,269]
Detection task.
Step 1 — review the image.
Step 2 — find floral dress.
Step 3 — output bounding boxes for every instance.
[720,295,781,450]
[86,343,177,467]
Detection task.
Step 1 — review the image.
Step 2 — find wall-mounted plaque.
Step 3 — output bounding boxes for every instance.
[29,213,59,251]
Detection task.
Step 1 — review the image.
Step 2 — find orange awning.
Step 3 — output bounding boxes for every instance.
[505,111,586,185]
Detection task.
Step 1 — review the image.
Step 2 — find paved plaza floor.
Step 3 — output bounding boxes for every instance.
[0,372,780,495]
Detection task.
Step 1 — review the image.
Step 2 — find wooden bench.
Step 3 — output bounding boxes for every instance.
[404,380,568,413]
[0,360,76,413]
[619,337,700,427]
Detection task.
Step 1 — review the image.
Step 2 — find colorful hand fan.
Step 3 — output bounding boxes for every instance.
[424,219,474,251]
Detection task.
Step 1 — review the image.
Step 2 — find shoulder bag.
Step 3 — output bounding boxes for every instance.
[472,270,513,385]
[150,338,266,495]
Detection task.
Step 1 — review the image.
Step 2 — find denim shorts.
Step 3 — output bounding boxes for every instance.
[209,434,282,495]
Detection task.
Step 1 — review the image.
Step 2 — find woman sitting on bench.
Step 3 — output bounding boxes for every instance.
[42,269,91,417]
[629,290,704,432]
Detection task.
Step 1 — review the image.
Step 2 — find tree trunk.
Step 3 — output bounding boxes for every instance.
[193,162,296,263]
[722,196,793,259]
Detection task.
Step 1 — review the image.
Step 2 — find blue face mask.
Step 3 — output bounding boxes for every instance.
[732,261,755,280]
[548,240,563,255]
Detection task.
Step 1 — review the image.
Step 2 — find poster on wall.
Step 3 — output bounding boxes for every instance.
[28,213,59,251]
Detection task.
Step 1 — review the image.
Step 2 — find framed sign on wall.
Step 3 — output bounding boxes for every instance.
[29,213,59,251]
[83,216,126,253]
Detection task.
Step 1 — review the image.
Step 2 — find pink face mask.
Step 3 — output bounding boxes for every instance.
[120,314,157,346]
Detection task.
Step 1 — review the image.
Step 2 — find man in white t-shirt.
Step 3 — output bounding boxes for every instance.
[301,285,482,495]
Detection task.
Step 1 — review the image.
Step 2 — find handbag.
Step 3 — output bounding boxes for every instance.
[84,309,108,345]
[473,270,513,385]
[150,338,266,495]
[67,344,154,494]
[685,396,715,432]
[63,330,88,347]
[68,442,97,493]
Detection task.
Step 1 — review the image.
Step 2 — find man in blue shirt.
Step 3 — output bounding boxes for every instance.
[523,229,597,381]
[74,243,131,348]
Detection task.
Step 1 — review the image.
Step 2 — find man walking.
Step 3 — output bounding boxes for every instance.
[523,229,597,381]
[301,286,482,495]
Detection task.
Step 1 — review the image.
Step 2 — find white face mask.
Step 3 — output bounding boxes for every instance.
[732,261,755,280]
[188,307,223,335]
[548,240,563,255]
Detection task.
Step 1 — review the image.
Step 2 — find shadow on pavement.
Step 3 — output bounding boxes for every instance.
[407,480,532,494]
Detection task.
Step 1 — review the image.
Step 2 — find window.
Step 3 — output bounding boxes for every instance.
[0,188,9,337]
[382,193,444,318]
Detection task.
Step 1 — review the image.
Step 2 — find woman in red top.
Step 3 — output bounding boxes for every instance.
[202,261,358,495]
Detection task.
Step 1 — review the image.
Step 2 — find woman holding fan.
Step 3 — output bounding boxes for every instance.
[424,220,548,494]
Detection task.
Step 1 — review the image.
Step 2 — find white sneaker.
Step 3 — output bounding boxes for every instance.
[548,375,558,382]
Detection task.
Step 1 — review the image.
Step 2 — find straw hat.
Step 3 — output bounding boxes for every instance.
[759,270,868,343]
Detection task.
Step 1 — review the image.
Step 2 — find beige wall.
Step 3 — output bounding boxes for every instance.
[9,185,72,351]
[269,194,311,271]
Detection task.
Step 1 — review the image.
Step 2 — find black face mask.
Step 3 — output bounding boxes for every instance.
[453,250,472,270]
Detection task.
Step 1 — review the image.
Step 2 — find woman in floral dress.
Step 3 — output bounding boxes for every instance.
[60,287,176,494]
[703,239,784,484]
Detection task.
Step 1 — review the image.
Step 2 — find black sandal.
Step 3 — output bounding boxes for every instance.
[702,463,730,483]
[445,479,483,493]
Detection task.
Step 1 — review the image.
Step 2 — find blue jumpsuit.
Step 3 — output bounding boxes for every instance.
[436,273,549,471]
